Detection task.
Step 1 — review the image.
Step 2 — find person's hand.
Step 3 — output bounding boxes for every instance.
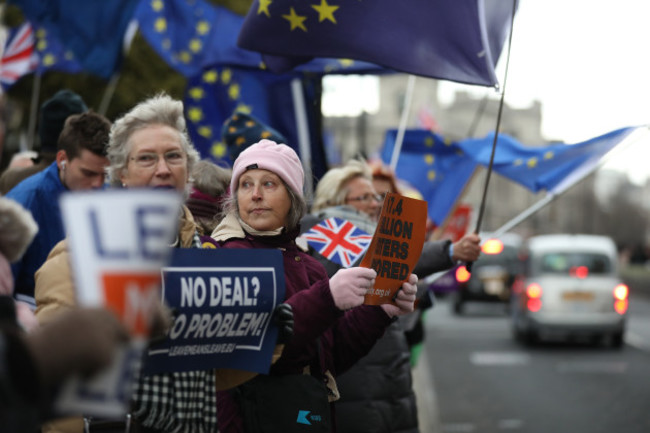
[25,308,130,387]
[272,303,294,344]
[380,274,418,318]
[329,267,377,310]
[451,233,481,262]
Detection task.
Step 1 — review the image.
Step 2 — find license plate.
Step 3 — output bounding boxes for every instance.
[562,291,594,301]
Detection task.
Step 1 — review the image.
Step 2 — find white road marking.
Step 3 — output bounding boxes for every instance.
[470,352,531,366]
[498,419,524,429]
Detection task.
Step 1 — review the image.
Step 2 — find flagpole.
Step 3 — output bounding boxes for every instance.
[389,74,416,171]
[291,77,314,199]
[98,72,120,116]
[26,72,42,151]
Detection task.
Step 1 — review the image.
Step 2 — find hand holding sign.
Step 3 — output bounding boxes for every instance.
[379,274,418,318]
[330,267,377,310]
[361,193,427,306]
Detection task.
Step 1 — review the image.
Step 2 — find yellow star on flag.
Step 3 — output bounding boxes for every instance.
[527,157,538,168]
[427,170,437,181]
[228,83,241,101]
[425,137,434,147]
[425,154,435,165]
[187,107,204,123]
[196,20,210,35]
[198,126,213,139]
[339,59,354,68]
[258,0,272,17]
[37,39,47,51]
[42,54,55,67]
[203,70,218,83]
[151,0,163,12]
[64,51,74,61]
[155,17,167,32]
[544,151,554,160]
[221,68,232,84]
[235,103,252,114]
[179,51,191,64]
[212,142,227,158]
[188,87,205,100]
[189,39,202,53]
[312,0,339,23]
[283,7,307,32]
[513,159,523,166]
[162,39,171,50]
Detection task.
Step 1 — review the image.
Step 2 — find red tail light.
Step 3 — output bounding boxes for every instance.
[526,283,542,299]
[570,266,589,279]
[614,284,629,314]
[525,283,542,312]
[456,266,470,283]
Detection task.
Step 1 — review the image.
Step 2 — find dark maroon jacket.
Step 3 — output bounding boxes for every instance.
[215,228,393,433]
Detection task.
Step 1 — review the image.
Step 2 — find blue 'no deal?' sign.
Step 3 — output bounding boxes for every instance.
[142,248,285,375]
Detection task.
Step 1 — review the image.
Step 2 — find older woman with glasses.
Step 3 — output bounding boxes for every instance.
[303,158,480,433]
[34,94,289,433]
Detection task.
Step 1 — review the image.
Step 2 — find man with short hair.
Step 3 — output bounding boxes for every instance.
[6,111,111,305]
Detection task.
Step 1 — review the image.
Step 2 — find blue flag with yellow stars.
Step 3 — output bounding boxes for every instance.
[135,0,384,77]
[9,0,139,79]
[381,130,477,226]
[32,24,83,76]
[238,0,515,86]
[457,127,637,194]
[183,66,328,180]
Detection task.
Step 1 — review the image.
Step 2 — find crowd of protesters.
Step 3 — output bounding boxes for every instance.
[0,90,480,433]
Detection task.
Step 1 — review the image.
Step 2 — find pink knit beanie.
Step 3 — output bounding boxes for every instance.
[230,139,304,196]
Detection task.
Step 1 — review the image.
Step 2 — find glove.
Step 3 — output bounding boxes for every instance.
[272,303,294,344]
[25,308,130,387]
[329,267,377,311]
[381,273,418,318]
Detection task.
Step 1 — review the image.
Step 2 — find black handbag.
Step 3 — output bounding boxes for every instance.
[235,341,331,433]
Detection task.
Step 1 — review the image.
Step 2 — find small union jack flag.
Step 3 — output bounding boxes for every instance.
[0,22,37,89]
[299,217,373,268]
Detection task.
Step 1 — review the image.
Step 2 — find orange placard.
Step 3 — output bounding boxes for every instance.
[101,272,161,337]
[361,193,427,306]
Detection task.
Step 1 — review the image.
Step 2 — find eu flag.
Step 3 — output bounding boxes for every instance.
[456,127,637,194]
[9,0,139,79]
[135,0,385,77]
[381,130,477,226]
[238,0,515,86]
[184,66,325,178]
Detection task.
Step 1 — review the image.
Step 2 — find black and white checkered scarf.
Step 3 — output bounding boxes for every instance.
[131,231,218,433]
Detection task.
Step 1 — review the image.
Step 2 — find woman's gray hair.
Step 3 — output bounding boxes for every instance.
[311,159,372,212]
[106,93,200,187]
[222,177,307,232]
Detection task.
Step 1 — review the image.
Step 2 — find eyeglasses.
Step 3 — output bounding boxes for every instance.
[346,193,384,204]
[130,151,186,169]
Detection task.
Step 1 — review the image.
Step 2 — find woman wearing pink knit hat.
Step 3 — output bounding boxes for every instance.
[212,139,419,433]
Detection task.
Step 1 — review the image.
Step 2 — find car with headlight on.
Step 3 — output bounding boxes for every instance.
[511,234,628,347]
[452,233,524,315]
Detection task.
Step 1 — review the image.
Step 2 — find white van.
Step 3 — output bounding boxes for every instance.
[510,234,628,347]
